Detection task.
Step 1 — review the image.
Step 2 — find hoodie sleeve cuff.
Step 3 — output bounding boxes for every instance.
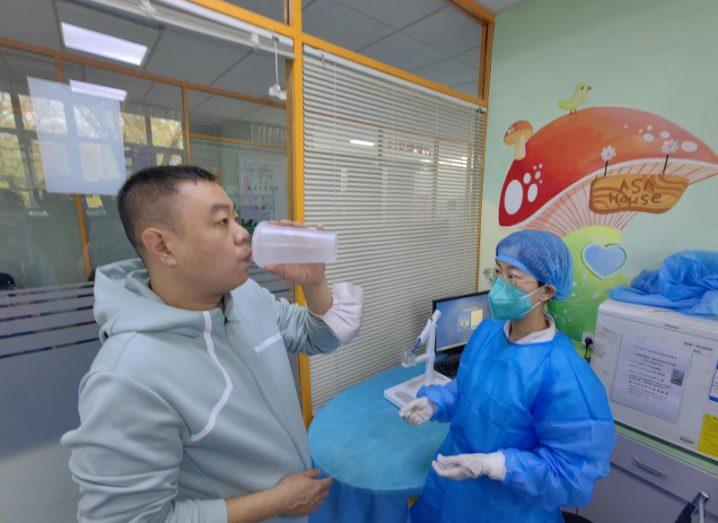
[200,499,228,523]
[308,283,364,344]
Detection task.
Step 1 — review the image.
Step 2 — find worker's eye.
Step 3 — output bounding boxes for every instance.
[217,217,229,226]
[234,213,241,224]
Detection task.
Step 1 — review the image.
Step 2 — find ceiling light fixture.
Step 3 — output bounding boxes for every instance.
[70,80,127,101]
[61,22,147,66]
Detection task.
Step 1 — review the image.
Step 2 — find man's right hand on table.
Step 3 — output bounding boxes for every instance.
[274,469,332,516]
[225,469,332,522]
[399,397,436,425]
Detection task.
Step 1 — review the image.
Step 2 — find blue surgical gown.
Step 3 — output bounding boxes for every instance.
[411,319,615,523]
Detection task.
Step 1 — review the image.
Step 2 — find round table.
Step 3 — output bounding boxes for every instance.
[308,364,450,523]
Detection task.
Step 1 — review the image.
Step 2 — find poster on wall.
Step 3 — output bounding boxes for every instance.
[238,159,279,234]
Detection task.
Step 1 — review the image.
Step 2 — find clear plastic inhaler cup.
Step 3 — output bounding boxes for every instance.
[251,221,337,268]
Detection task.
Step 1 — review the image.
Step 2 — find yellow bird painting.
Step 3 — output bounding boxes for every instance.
[558,82,591,114]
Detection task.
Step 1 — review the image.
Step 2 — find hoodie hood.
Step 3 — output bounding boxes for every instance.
[94,259,216,341]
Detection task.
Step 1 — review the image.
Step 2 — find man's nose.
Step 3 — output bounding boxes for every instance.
[233,224,250,245]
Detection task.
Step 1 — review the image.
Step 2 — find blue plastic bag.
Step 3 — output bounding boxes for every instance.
[609,250,718,317]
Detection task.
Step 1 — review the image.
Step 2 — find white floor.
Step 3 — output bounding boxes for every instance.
[0,443,79,522]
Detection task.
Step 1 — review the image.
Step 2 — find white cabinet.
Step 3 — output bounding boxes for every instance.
[581,432,718,522]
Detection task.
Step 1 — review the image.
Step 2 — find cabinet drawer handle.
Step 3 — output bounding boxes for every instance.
[632,457,668,478]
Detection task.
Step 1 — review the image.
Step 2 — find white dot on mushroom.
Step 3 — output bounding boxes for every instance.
[523,173,532,184]
[504,180,523,216]
[535,171,541,180]
[660,131,670,139]
[647,125,653,131]
[527,184,538,203]
[643,133,654,142]
[682,141,698,152]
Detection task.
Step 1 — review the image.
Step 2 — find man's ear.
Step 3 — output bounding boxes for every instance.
[141,227,177,266]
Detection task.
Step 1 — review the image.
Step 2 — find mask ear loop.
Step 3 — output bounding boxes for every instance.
[523,284,550,315]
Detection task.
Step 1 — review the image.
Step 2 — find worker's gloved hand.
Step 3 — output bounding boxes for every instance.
[399,397,436,425]
[432,452,506,481]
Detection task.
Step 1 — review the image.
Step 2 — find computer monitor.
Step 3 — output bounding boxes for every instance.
[433,292,490,353]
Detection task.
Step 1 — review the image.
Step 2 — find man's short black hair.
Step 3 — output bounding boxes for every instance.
[117,165,216,254]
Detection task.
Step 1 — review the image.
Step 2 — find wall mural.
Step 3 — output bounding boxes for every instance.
[497,85,718,342]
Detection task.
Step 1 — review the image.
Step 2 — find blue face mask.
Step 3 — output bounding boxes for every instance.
[488,277,542,320]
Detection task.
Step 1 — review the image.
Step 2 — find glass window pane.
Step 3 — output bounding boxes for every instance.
[61,61,186,268]
[121,113,147,145]
[0,49,87,288]
[1,0,292,286]
[0,92,16,129]
[189,90,288,233]
[151,117,184,149]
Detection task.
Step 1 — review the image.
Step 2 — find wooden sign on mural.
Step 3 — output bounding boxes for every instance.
[589,174,689,214]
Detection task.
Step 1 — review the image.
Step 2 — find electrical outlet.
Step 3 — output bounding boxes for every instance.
[582,331,595,347]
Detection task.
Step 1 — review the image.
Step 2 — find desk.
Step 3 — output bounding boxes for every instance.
[308,364,449,523]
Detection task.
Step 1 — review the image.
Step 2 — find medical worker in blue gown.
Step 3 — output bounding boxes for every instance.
[400,230,616,523]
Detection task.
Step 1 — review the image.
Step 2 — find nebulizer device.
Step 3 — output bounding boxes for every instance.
[402,310,442,385]
[384,309,450,409]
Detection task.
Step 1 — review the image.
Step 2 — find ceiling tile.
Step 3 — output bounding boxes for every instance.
[0,0,61,50]
[303,0,395,51]
[141,83,183,113]
[480,0,525,13]
[212,50,286,100]
[334,0,444,30]
[79,67,156,104]
[188,90,212,110]
[414,58,477,87]
[223,1,284,21]
[454,47,481,67]
[191,95,257,120]
[362,32,446,72]
[241,105,286,126]
[145,29,250,85]
[56,1,160,51]
[404,6,483,56]
[1,50,57,83]
[454,80,479,96]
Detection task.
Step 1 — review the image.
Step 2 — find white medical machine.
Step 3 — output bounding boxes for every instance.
[591,299,718,461]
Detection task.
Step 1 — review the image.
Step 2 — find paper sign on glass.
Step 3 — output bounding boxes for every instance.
[28,77,125,196]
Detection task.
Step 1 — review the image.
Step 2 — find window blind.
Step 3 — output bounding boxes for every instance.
[303,48,486,411]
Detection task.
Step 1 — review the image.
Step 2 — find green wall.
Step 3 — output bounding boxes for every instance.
[480,0,718,341]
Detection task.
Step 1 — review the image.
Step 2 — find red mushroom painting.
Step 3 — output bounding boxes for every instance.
[498,106,718,342]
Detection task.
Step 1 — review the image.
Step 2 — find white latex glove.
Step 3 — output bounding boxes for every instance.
[432,452,506,481]
[399,397,436,425]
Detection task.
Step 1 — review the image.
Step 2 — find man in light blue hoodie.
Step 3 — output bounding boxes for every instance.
[61,166,363,523]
